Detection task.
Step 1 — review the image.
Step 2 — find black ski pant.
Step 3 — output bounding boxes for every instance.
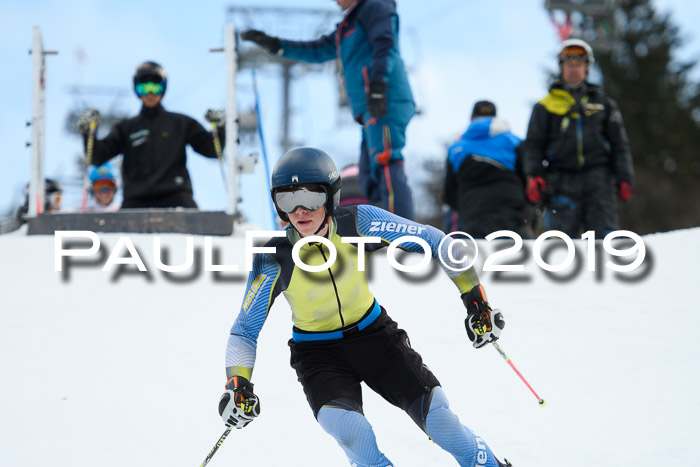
[459,205,529,239]
[288,307,440,419]
[544,165,619,238]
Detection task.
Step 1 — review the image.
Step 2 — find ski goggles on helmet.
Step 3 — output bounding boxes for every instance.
[273,187,328,213]
[93,180,116,193]
[560,46,588,62]
[135,81,165,96]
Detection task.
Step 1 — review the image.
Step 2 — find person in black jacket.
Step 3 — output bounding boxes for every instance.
[77,61,225,209]
[521,39,634,237]
[444,101,529,238]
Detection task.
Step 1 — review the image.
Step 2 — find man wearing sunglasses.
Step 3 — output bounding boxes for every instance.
[217,146,511,466]
[77,61,225,209]
[521,39,635,237]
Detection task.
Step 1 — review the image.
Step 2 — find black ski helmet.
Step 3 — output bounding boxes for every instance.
[20,178,63,214]
[270,147,342,222]
[45,178,62,195]
[133,61,167,96]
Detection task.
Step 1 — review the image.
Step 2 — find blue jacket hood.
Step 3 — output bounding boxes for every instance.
[448,117,521,172]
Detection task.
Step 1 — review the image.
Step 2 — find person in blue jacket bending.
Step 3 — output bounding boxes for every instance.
[444,101,530,238]
[241,0,416,220]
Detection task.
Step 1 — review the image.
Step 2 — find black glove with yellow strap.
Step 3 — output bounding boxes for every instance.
[218,375,261,429]
[462,285,505,349]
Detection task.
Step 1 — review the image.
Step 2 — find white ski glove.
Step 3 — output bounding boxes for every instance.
[462,285,505,349]
[218,376,260,429]
[205,109,226,126]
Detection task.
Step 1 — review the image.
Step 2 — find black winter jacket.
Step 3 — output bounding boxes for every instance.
[88,104,224,202]
[521,81,634,185]
[444,153,526,218]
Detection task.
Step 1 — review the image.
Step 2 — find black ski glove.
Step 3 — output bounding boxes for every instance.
[367,80,388,118]
[240,29,282,54]
[462,285,505,349]
[218,376,261,429]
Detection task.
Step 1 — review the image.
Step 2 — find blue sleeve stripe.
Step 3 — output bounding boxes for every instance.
[356,205,475,281]
[225,254,280,372]
[230,255,280,341]
[356,205,444,258]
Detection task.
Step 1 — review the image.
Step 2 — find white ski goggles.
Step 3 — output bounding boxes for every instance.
[274,187,327,213]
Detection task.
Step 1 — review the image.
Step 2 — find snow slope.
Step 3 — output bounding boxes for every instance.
[1,226,699,466]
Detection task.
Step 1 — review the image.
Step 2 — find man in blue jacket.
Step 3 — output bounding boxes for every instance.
[241,0,416,219]
[444,101,529,238]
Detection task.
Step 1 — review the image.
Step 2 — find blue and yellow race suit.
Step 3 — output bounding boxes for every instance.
[225,204,480,380]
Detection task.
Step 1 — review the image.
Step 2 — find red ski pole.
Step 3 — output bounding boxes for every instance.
[492,342,545,406]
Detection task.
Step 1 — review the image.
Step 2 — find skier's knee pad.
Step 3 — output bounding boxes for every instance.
[427,386,461,427]
[424,387,500,467]
[425,387,471,455]
[317,398,367,448]
[317,402,394,466]
[424,386,461,434]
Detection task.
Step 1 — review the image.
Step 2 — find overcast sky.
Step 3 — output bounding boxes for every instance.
[1,0,698,228]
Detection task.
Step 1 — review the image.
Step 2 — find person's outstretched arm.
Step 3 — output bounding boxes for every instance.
[225,252,281,381]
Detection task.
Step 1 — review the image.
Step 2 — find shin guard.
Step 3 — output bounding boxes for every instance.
[423,387,500,467]
[317,402,393,467]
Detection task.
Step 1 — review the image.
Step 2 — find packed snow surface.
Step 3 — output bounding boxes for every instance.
[1,226,698,466]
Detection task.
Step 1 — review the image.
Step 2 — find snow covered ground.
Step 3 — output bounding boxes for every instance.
[1,225,699,466]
